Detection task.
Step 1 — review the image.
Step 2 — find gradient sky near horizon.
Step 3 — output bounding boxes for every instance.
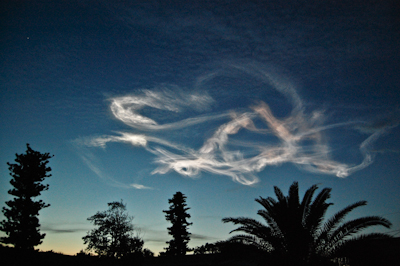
[1,0,399,255]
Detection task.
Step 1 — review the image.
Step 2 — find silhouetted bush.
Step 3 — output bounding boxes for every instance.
[339,237,400,266]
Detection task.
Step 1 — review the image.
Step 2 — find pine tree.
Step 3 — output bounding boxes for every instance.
[163,192,192,256]
[0,144,53,250]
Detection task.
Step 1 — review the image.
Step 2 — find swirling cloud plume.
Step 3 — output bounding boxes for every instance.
[80,71,396,186]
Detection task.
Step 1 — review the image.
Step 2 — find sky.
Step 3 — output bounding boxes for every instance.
[1,0,399,256]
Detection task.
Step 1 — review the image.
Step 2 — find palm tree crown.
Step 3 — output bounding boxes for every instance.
[222,181,392,266]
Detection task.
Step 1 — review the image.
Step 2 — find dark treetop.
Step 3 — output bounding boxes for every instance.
[1,144,53,250]
[163,192,193,256]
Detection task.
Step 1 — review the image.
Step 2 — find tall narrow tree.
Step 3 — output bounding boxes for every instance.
[163,192,192,256]
[0,144,53,250]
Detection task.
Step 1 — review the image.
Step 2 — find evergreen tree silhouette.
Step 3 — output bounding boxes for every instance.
[0,144,53,250]
[163,192,192,256]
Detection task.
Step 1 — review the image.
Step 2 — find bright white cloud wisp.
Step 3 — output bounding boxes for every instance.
[78,65,397,187]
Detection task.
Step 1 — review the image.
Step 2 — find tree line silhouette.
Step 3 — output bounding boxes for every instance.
[0,144,397,266]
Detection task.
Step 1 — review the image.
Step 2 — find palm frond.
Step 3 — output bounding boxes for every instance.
[300,184,319,223]
[221,181,393,265]
[287,181,300,210]
[306,187,332,233]
[323,232,393,257]
[315,201,367,246]
[257,209,282,236]
[222,217,261,228]
[227,234,273,251]
[274,186,287,206]
[256,197,283,232]
[256,197,277,215]
[324,216,392,254]
[222,217,270,237]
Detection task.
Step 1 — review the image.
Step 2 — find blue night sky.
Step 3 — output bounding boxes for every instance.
[1,0,399,255]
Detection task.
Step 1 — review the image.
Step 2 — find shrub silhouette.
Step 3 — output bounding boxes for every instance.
[82,200,144,259]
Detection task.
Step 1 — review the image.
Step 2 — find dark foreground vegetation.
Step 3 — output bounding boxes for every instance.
[1,145,399,266]
[2,238,400,266]
[222,182,394,266]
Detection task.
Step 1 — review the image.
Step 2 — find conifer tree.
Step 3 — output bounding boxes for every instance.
[0,144,53,250]
[163,192,192,256]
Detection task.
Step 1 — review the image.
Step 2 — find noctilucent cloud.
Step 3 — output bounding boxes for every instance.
[1,0,399,255]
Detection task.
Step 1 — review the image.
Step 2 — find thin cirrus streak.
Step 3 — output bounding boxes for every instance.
[76,146,140,189]
[109,89,227,131]
[80,70,397,186]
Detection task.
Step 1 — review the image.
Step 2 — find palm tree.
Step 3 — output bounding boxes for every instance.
[222,182,392,266]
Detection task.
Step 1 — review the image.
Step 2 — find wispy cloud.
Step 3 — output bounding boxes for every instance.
[142,233,216,243]
[191,233,219,241]
[130,183,154,190]
[41,224,88,234]
[76,63,398,186]
[109,89,216,131]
